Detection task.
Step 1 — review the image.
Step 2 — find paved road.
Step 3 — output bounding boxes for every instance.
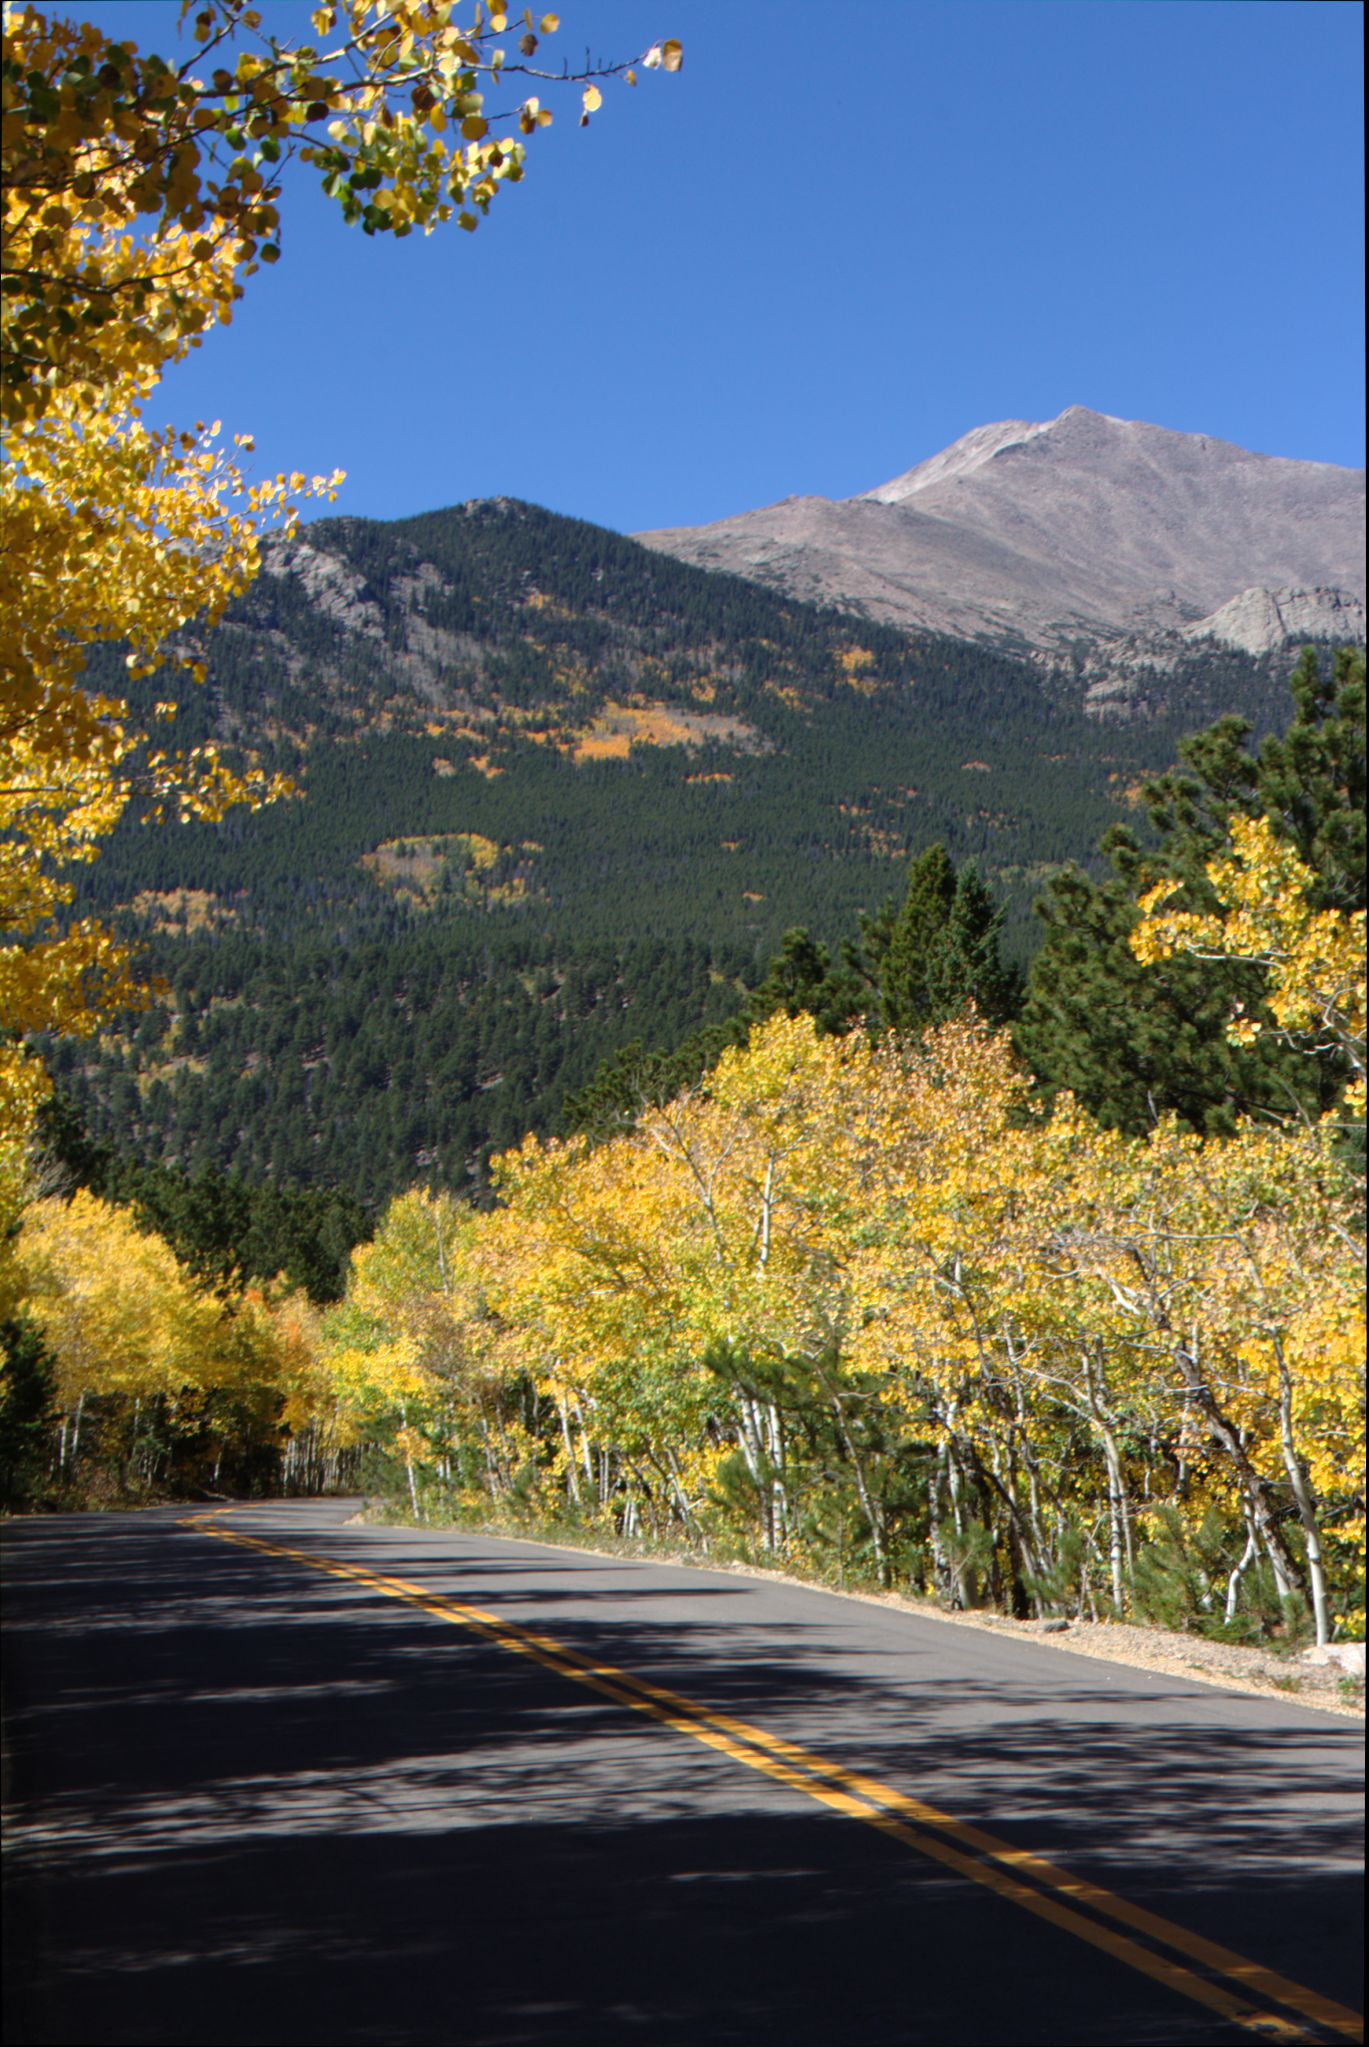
[2,1500,1363,2046]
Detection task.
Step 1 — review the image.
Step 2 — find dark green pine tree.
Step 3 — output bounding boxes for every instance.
[0,1317,57,1509]
[33,1090,369,1302]
[1014,863,1276,1135]
[743,928,865,1036]
[873,843,957,1034]
[849,845,1019,1037]
[1017,645,1365,1135]
[924,861,1023,1028]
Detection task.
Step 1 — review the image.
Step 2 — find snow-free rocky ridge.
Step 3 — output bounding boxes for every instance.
[636,407,1366,658]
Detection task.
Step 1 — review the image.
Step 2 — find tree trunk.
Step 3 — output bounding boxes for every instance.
[1172,1342,1306,1600]
[69,1389,86,1472]
[1273,1341,1330,1646]
[829,1396,886,1578]
[558,1396,582,1507]
[1224,1524,1258,1624]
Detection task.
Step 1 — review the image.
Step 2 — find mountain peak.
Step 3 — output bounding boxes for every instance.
[857,406,1262,507]
[859,416,1051,505]
[637,409,1364,653]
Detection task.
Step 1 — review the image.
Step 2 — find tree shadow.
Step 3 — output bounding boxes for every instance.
[3,1505,1362,2047]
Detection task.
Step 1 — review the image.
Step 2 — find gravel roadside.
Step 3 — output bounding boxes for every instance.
[914,1604,1365,1717]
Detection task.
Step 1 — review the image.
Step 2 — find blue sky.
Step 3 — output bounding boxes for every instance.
[91,1,1365,532]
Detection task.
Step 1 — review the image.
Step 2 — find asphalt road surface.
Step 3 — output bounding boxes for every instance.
[3,1500,1363,2046]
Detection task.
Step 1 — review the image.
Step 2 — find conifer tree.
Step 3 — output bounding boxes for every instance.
[1018,647,1365,1133]
[925,861,1023,1028]
[850,846,1020,1037]
[877,844,957,1034]
[744,929,864,1036]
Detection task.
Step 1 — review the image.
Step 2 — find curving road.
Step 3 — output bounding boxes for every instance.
[3,1499,1363,2046]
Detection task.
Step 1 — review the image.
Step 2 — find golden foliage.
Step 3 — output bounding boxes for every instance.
[321,1012,1362,1635]
[1133,813,1367,1103]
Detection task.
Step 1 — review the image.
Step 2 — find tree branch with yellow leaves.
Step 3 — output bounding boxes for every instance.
[1,0,680,1251]
[1131,813,1367,1106]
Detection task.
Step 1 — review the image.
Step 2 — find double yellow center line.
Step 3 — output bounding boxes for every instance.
[183,1511,1363,2045]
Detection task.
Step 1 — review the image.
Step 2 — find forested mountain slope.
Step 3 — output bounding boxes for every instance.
[56,498,1328,1206]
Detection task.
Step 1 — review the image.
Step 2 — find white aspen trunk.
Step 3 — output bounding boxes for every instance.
[944,1424,969,1609]
[1274,1346,1331,1646]
[398,1402,421,1520]
[758,1160,774,1269]
[476,1412,500,1494]
[1225,1525,1258,1624]
[1172,1341,1305,1602]
[831,1399,886,1576]
[1020,1435,1046,1567]
[661,1447,695,1533]
[744,1399,765,1470]
[69,1389,86,1470]
[1264,1531,1295,1602]
[56,1412,69,1477]
[928,1464,945,1597]
[1176,1390,1191,1499]
[1091,1420,1126,1613]
[558,1397,582,1507]
[734,1400,772,1550]
[569,1393,595,1492]
[766,1401,789,1546]
[1105,1452,1126,1614]
[1083,1344,1131,1612]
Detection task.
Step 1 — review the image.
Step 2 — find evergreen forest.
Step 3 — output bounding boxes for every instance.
[53,497,1316,1203]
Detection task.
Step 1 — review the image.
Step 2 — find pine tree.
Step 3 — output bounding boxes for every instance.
[925,862,1023,1028]
[745,929,864,1036]
[875,844,958,1033]
[850,846,1020,1037]
[1018,647,1365,1133]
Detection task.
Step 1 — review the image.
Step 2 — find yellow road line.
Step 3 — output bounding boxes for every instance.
[182,1512,1362,2045]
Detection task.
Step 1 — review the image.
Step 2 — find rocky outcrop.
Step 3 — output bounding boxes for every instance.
[1183,585,1367,656]
[260,536,385,639]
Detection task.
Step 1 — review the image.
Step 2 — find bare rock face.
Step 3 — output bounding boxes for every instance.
[1184,586,1368,657]
[261,536,384,639]
[636,407,1366,655]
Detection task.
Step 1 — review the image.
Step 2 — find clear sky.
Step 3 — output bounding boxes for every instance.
[87,0,1366,532]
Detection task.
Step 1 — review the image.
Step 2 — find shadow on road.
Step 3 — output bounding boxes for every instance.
[3,1506,1362,2047]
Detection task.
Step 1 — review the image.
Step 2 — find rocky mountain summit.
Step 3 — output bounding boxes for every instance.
[636,407,1366,660]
